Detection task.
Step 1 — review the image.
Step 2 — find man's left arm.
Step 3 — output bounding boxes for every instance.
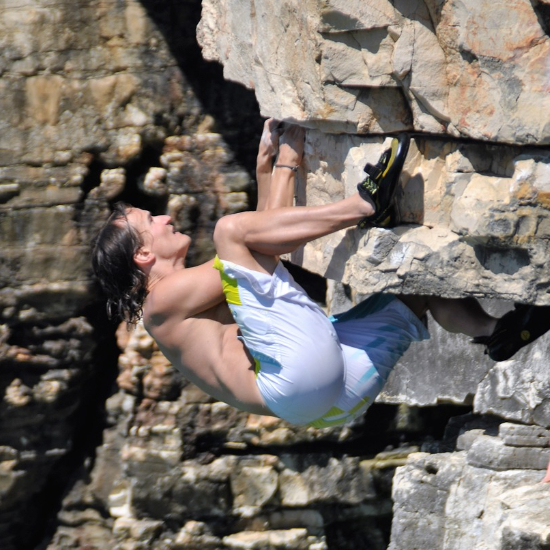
[256,118,281,211]
[150,259,225,321]
[264,124,304,210]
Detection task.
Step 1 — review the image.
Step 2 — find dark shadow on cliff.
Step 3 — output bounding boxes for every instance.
[32,304,120,550]
[1,302,120,550]
[474,245,530,276]
[531,0,550,36]
[396,170,425,225]
[136,0,263,175]
[78,146,170,214]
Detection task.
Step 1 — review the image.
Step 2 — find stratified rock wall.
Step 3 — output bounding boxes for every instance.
[1,1,550,549]
[389,420,550,550]
[198,0,550,143]
[199,0,550,304]
[0,0,256,547]
[47,322,418,550]
[291,134,550,303]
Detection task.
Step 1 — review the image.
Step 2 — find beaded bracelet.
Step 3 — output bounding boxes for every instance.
[274,164,299,172]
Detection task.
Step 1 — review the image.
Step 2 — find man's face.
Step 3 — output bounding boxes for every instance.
[125,207,191,264]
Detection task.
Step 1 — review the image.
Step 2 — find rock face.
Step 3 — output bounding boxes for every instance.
[0,317,98,550]
[389,419,550,550]
[199,0,550,304]
[0,0,259,547]
[1,0,550,549]
[198,0,550,144]
[196,1,550,549]
[47,323,410,550]
[289,134,550,303]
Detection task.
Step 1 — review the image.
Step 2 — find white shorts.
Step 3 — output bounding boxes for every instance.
[214,257,430,427]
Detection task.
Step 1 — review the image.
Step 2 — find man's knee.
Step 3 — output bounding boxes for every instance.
[213,214,244,250]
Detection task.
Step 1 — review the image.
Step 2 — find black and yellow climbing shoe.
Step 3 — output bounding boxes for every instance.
[357,134,411,229]
[472,303,550,362]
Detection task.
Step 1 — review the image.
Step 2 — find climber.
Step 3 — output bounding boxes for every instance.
[92,120,543,428]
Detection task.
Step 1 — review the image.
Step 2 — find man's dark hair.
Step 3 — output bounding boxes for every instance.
[92,203,148,326]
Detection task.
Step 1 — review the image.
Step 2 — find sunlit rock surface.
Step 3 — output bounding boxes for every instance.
[389,420,550,550]
[288,134,550,303]
[198,0,550,144]
[199,0,550,304]
[1,0,550,549]
[197,1,550,548]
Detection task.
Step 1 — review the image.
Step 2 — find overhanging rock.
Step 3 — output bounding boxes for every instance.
[198,0,550,144]
[198,0,550,303]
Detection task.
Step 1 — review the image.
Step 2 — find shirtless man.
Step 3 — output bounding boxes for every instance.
[92,120,539,427]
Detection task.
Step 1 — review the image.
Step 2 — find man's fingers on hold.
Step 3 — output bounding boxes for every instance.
[284,125,305,138]
[267,118,282,132]
[281,126,305,144]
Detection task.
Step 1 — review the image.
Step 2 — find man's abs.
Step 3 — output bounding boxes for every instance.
[145,303,273,416]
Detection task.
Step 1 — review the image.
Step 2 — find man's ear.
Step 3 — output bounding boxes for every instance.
[134,247,155,269]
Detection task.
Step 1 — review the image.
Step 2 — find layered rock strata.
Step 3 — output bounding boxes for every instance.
[289,134,550,303]
[46,320,550,549]
[390,419,550,550]
[0,0,256,547]
[0,317,98,549]
[1,0,550,549]
[198,0,550,143]
[45,323,428,550]
[199,0,550,303]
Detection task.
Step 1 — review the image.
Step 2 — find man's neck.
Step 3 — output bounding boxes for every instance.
[147,259,184,292]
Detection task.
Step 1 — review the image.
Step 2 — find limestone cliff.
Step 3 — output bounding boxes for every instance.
[197,1,550,549]
[0,0,258,547]
[198,0,550,305]
[199,0,550,143]
[1,1,550,550]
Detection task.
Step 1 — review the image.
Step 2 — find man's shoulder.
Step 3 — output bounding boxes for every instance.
[144,259,223,322]
[144,270,193,317]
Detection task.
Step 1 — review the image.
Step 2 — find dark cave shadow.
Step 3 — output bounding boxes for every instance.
[473,245,530,276]
[136,0,263,175]
[530,0,550,36]
[396,170,425,226]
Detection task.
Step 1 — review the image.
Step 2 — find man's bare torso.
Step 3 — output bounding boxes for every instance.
[141,261,273,416]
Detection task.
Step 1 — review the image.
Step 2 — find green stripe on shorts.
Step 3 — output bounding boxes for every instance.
[308,397,371,428]
[213,255,242,306]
